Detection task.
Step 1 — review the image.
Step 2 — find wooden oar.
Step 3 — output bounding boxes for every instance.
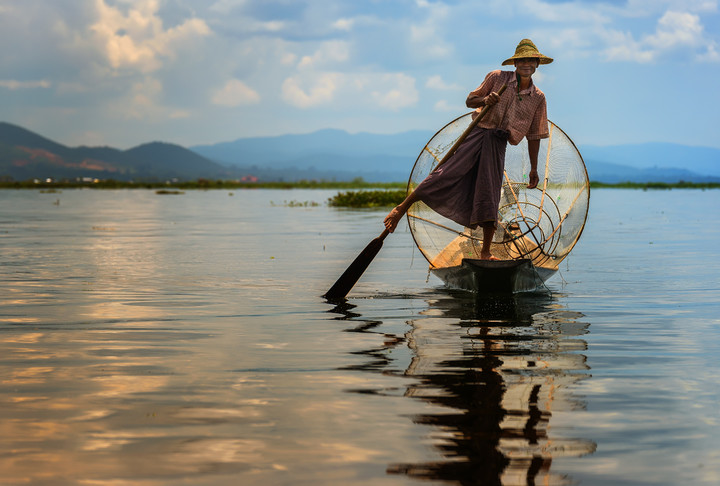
[324,228,390,301]
[323,84,507,301]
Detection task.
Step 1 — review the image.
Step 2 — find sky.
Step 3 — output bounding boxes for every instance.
[1,0,720,150]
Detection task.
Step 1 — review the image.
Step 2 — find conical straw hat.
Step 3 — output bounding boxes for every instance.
[502,39,553,65]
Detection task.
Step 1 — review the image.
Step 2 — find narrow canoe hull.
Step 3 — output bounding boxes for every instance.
[430,258,556,293]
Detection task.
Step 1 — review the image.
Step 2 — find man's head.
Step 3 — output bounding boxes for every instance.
[502,39,553,66]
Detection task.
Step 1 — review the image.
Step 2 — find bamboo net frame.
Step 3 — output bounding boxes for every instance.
[406,113,589,272]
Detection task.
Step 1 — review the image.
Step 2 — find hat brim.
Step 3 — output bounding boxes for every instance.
[502,55,553,66]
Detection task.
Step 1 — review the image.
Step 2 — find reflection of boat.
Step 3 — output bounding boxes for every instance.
[395,293,596,484]
[407,116,590,293]
[331,291,596,485]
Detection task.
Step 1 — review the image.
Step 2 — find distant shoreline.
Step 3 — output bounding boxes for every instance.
[0,180,718,191]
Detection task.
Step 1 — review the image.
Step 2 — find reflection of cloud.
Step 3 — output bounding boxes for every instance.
[254,342,289,349]
[2,366,55,385]
[170,438,266,466]
[302,441,380,463]
[93,375,168,397]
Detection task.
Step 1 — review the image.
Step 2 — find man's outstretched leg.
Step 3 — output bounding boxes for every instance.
[480,222,499,260]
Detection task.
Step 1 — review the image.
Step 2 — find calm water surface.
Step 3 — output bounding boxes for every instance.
[0,188,718,485]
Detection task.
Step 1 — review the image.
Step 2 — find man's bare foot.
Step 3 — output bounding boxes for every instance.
[480,252,500,261]
[384,206,403,232]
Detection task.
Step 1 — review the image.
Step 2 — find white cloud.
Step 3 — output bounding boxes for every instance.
[0,80,51,90]
[212,79,261,107]
[281,52,297,65]
[370,73,418,111]
[603,9,715,62]
[409,23,452,59]
[3,0,720,148]
[282,73,340,108]
[433,99,460,112]
[298,41,350,69]
[255,20,286,33]
[209,0,249,14]
[604,35,655,63]
[281,71,418,111]
[426,75,461,91]
[408,0,452,60]
[520,0,612,23]
[333,18,354,31]
[646,11,704,49]
[109,77,189,121]
[126,77,162,118]
[624,0,719,15]
[697,41,720,62]
[90,0,210,72]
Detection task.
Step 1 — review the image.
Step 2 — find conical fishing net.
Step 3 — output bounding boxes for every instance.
[407,114,589,271]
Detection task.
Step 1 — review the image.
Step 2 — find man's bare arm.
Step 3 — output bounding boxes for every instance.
[527,139,540,189]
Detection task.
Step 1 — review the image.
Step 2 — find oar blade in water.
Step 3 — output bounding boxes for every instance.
[324,230,388,301]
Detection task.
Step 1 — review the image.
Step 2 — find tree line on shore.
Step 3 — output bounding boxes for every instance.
[2,179,718,209]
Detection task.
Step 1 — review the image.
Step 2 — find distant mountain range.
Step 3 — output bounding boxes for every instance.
[581,144,720,183]
[191,128,428,182]
[1,121,718,183]
[191,128,720,183]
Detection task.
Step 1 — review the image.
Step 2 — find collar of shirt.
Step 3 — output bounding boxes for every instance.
[508,74,536,96]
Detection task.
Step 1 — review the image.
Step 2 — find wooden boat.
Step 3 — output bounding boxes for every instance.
[406,117,589,293]
[421,222,560,293]
[430,258,554,293]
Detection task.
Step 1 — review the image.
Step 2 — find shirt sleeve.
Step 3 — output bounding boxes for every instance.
[526,95,549,141]
[468,70,502,101]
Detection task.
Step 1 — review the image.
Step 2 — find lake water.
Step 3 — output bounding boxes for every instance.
[1,187,719,485]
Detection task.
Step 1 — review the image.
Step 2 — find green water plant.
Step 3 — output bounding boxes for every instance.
[328,189,407,208]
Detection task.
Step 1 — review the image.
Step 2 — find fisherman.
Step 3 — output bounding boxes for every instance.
[383,39,552,260]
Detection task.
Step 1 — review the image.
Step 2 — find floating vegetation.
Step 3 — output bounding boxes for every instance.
[589,181,720,190]
[155,189,185,195]
[1,179,717,191]
[271,200,321,207]
[40,189,61,194]
[328,189,407,208]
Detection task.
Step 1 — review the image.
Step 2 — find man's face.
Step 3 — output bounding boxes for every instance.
[514,57,539,77]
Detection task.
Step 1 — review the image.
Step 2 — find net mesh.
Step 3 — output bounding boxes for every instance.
[407,113,589,271]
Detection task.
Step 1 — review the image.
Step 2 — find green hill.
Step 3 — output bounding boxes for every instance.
[0,122,230,182]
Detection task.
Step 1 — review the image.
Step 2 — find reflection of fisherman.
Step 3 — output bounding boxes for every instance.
[384,39,553,260]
